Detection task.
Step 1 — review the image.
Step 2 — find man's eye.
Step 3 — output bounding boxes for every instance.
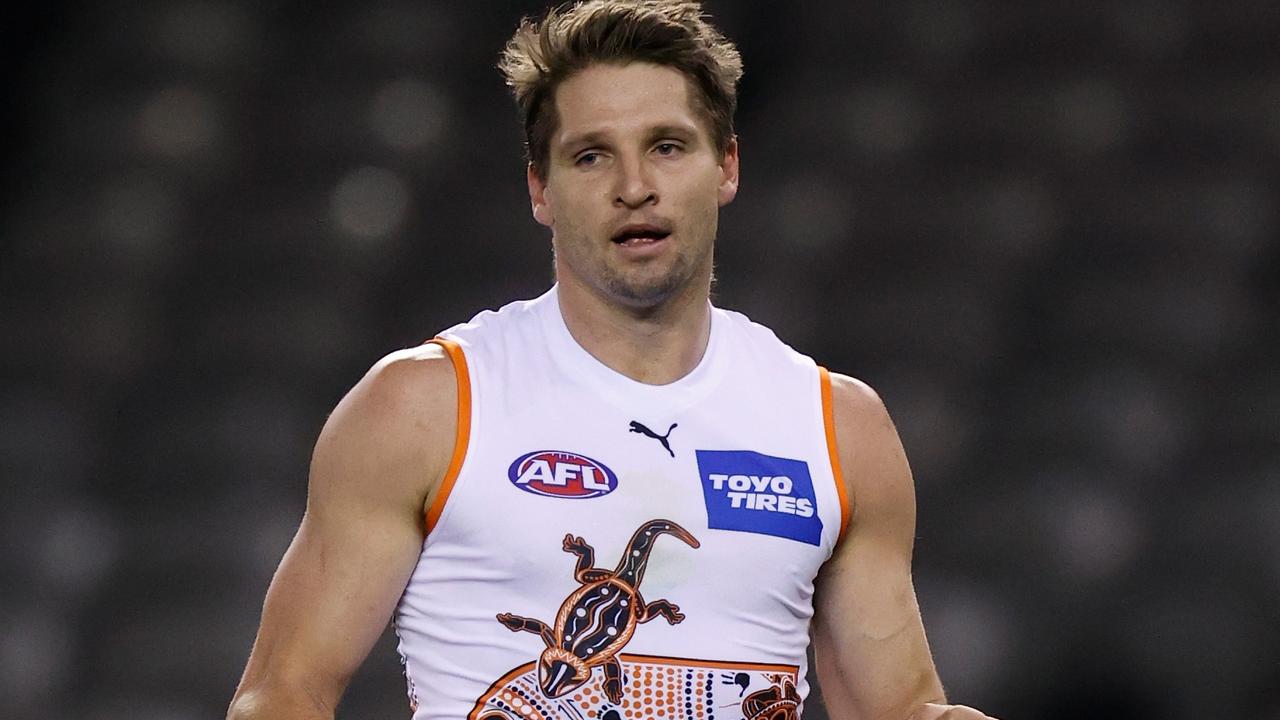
[655,143,681,155]
[575,152,601,166]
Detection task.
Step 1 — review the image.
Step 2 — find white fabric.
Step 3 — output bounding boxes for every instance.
[394,286,842,719]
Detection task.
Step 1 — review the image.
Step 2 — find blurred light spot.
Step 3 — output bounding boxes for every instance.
[772,175,855,251]
[919,580,1018,698]
[38,504,120,594]
[902,0,978,59]
[1053,79,1131,154]
[330,166,411,241]
[0,609,73,702]
[369,78,451,151]
[97,174,180,256]
[841,83,928,157]
[1052,491,1142,583]
[156,1,255,66]
[137,86,222,158]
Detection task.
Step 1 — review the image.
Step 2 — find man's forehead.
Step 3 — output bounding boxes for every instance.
[551,63,708,145]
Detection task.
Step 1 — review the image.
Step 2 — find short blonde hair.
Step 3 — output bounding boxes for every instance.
[499,0,743,178]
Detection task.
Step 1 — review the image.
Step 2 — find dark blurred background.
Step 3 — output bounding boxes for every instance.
[3,1,1278,719]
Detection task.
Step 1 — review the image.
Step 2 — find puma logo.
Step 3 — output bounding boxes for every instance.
[629,421,678,458]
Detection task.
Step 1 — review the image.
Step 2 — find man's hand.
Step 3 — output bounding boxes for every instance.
[912,703,999,720]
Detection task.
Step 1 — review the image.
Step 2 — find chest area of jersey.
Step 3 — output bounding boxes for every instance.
[467,397,832,553]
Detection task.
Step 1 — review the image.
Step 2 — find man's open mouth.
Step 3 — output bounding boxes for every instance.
[611,225,672,246]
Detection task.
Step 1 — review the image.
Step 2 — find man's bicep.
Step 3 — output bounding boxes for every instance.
[250,509,423,697]
[232,347,458,714]
[811,374,944,718]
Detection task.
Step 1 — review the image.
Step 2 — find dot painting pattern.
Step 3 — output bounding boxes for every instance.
[467,654,800,720]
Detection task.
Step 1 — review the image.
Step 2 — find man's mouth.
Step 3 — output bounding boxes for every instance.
[611,225,672,247]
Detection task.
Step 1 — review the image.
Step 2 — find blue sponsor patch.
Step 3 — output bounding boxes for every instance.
[695,450,823,546]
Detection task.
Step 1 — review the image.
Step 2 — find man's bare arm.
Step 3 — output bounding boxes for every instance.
[811,373,996,720]
[226,344,459,719]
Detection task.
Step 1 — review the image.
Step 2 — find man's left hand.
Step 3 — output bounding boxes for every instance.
[912,703,999,720]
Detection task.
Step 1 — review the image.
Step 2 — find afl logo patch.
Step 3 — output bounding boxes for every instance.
[507,451,619,499]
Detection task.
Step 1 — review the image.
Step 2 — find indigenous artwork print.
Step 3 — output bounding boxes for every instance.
[469,519,801,720]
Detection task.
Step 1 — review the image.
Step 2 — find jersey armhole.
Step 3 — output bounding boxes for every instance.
[424,337,472,535]
[818,366,852,543]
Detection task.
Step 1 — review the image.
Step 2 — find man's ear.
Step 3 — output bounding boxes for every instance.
[528,163,554,227]
[717,136,740,207]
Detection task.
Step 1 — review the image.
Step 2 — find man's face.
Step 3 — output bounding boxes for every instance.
[527,62,739,309]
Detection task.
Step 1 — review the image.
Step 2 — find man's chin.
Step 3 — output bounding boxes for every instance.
[602,272,687,309]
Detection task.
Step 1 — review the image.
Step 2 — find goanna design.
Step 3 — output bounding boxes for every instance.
[741,674,801,720]
[495,518,700,703]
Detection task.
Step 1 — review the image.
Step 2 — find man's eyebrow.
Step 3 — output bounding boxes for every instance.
[648,123,699,139]
[560,130,609,151]
[559,123,701,151]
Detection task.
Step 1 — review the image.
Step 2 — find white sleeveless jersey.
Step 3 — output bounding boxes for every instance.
[394,286,850,720]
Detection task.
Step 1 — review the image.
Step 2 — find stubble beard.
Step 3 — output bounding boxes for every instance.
[603,254,693,307]
[554,231,713,311]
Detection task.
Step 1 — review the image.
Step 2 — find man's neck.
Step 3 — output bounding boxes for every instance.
[555,276,712,386]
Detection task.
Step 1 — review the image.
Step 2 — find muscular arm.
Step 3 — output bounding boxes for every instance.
[811,373,995,720]
[226,344,459,720]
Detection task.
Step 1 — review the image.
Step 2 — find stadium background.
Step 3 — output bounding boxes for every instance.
[3,1,1278,718]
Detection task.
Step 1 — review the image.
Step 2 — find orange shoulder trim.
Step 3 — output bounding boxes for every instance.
[424,338,471,535]
[819,366,852,542]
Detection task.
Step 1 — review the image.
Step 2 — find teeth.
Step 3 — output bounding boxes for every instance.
[614,231,668,244]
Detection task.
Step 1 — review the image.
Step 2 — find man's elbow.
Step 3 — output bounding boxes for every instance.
[895,667,947,720]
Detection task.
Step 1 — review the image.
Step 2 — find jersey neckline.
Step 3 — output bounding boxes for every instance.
[535,284,728,415]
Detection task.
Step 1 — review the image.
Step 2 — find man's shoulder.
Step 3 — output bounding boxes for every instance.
[823,371,916,530]
[355,342,459,419]
[374,340,455,373]
[304,342,461,510]
[826,371,892,430]
[320,342,459,459]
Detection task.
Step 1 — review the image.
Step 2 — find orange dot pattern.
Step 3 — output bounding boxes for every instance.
[468,655,801,720]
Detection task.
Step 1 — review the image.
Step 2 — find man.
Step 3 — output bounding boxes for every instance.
[227,2,999,719]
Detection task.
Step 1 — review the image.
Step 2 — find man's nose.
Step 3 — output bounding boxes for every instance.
[613,155,657,208]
